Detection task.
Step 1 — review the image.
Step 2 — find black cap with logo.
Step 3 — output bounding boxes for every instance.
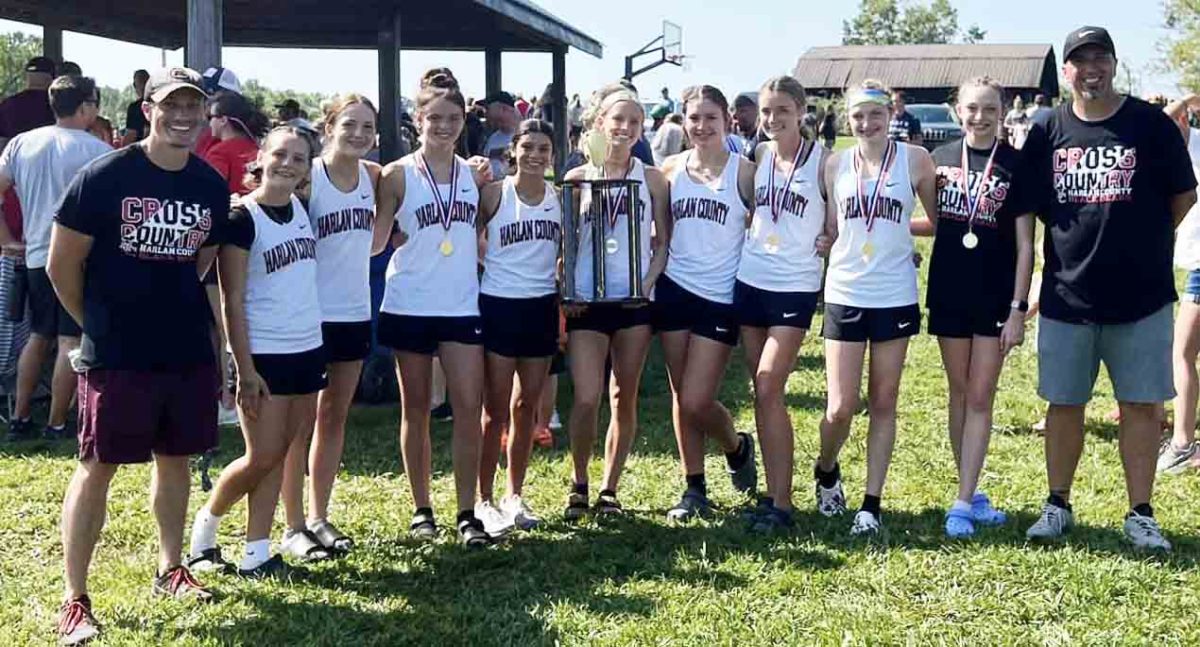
[484,91,516,107]
[24,56,56,76]
[1063,26,1116,62]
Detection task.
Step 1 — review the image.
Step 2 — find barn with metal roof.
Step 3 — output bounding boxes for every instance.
[792,44,1059,103]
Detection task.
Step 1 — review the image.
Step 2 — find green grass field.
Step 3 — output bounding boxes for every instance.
[4,179,1200,644]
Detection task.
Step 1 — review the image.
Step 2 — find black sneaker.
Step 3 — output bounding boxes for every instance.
[43,423,71,441]
[726,433,758,495]
[666,488,715,522]
[5,417,34,442]
[430,402,453,422]
[237,554,288,579]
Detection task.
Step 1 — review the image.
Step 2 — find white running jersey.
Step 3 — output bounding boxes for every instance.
[573,158,652,301]
[308,158,374,322]
[825,143,918,308]
[242,196,323,354]
[738,143,826,293]
[481,178,561,299]
[382,155,481,316]
[1175,128,1200,270]
[664,151,747,303]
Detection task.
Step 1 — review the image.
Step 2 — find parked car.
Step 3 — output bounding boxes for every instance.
[906,104,964,151]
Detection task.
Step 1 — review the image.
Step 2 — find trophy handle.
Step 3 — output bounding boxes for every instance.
[591,182,606,301]
[626,181,643,300]
[560,183,576,302]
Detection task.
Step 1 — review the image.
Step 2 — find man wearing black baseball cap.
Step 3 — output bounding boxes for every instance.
[1021,27,1197,551]
[50,66,231,644]
[0,56,57,151]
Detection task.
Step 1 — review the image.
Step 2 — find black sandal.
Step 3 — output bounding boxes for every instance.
[281,529,334,562]
[457,517,494,549]
[237,554,288,579]
[564,492,589,521]
[186,546,234,574]
[310,521,354,553]
[593,492,624,516]
[409,512,438,542]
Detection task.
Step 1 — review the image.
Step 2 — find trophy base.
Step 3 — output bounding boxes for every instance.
[562,297,650,308]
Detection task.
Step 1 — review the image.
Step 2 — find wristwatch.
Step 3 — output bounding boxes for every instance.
[1011,299,1029,313]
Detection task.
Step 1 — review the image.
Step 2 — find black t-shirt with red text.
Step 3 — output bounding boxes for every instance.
[927,138,1033,315]
[1022,97,1197,324]
[55,145,230,370]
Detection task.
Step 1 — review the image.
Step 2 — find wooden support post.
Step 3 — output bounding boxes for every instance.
[186,0,222,71]
[42,24,62,65]
[378,8,402,163]
[552,47,568,175]
[485,48,502,99]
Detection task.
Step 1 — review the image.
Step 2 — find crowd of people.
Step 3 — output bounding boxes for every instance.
[3,24,1199,646]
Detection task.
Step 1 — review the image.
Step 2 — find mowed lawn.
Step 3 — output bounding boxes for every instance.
[4,155,1200,644]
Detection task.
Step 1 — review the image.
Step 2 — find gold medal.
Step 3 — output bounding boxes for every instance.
[861,241,874,259]
[439,238,454,256]
[605,237,619,255]
[764,233,781,255]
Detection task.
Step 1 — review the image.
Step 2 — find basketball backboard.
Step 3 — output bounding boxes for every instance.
[663,21,682,63]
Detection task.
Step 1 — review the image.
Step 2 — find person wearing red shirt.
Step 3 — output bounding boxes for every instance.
[202,92,268,195]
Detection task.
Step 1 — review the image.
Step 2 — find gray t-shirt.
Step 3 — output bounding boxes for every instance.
[0,125,111,267]
[651,122,684,166]
[484,129,514,179]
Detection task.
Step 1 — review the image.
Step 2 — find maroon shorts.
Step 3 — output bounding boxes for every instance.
[77,363,219,464]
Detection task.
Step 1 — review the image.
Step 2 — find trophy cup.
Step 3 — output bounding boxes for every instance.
[559,178,647,305]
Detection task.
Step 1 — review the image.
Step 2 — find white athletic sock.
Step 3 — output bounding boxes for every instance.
[240,539,271,571]
[306,518,327,531]
[189,506,222,554]
[951,500,972,513]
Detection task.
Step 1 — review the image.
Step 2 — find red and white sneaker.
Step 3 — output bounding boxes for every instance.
[57,595,100,646]
[152,565,214,602]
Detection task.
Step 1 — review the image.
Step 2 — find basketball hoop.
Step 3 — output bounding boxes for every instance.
[666,54,692,73]
[624,20,688,81]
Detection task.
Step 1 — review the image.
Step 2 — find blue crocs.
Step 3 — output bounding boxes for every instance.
[971,493,1008,526]
[945,507,976,538]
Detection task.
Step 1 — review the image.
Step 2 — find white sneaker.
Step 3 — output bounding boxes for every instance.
[850,510,881,536]
[815,480,847,517]
[500,494,541,530]
[474,500,515,538]
[1026,502,1074,540]
[548,410,563,430]
[1156,440,1197,474]
[218,403,239,427]
[1124,511,1171,551]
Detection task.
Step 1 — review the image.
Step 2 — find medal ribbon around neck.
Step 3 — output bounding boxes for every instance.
[769,140,813,223]
[602,161,632,230]
[418,152,460,235]
[853,141,896,234]
[959,138,998,232]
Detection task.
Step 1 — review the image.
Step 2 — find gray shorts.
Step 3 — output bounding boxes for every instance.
[1037,305,1174,405]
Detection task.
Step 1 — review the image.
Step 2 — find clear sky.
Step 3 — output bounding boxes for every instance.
[1,0,1181,105]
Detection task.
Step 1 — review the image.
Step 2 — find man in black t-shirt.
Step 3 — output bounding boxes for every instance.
[48,67,229,645]
[887,90,923,147]
[1021,27,1197,552]
[119,69,149,146]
